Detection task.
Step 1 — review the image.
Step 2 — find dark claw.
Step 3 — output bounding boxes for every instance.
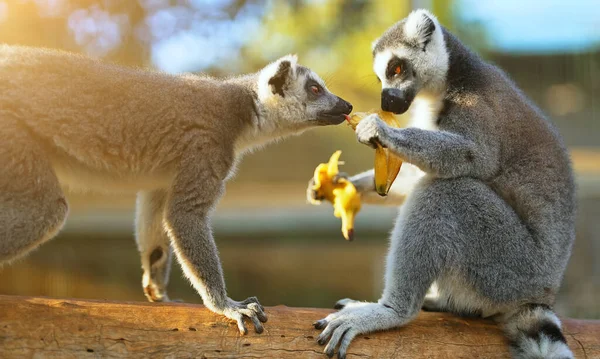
[333,302,345,310]
[318,337,327,346]
[255,325,264,334]
[326,349,335,358]
[313,320,327,329]
[339,353,346,359]
[258,312,268,323]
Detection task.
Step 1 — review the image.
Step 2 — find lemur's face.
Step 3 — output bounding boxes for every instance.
[372,10,448,114]
[258,55,352,126]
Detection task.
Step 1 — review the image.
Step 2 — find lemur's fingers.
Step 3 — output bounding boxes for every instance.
[241,296,263,310]
[241,296,267,321]
[307,177,324,204]
[237,307,264,334]
[355,114,385,149]
[224,310,247,335]
[324,324,353,358]
[317,318,343,345]
[336,328,358,359]
[247,302,268,323]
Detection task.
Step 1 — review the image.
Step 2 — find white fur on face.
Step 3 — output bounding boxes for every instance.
[372,9,449,94]
[257,54,298,102]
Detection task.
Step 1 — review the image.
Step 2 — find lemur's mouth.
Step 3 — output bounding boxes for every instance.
[316,113,348,126]
[316,97,353,126]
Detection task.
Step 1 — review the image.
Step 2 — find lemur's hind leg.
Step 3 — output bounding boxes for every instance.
[0,122,68,264]
[135,190,175,302]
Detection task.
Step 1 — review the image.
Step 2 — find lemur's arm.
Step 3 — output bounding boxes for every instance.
[306,165,423,208]
[163,140,267,335]
[348,164,425,206]
[355,114,499,179]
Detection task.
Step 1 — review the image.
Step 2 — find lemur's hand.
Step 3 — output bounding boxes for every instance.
[307,177,324,204]
[355,114,390,149]
[314,299,403,359]
[219,297,268,335]
[306,173,351,204]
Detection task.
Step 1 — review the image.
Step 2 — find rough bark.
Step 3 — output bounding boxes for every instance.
[0,295,597,358]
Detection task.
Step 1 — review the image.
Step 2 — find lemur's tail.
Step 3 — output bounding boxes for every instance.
[503,304,573,359]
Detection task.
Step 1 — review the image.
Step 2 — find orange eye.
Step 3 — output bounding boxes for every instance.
[311,85,321,94]
[394,66,402,75]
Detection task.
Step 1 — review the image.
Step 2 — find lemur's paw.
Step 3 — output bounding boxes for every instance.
[222,296,268,335]
[355,114,387,149]
[314,302,402,359]
[306,177,324,204]
[143,284,170,303]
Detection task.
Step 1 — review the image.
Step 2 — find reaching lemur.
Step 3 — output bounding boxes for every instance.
[0,45,352,334]
[309,10,576,359]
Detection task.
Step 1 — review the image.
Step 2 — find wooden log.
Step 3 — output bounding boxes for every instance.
[0,295,597,358]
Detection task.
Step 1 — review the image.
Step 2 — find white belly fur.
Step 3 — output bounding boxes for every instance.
[52,159,173,194]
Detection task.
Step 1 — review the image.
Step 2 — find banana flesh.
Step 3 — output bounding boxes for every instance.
[346,110,403,196]
[310,151,361,241]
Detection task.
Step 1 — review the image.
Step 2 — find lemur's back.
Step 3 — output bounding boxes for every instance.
[446,33,576,278]
[0,45,254,182]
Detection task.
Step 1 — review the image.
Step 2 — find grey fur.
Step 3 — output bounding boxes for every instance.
[0,46,351,335]
[312,10,575,359]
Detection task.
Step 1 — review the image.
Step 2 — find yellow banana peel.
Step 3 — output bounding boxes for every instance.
[347,110,403,196]
[311,150,361,241]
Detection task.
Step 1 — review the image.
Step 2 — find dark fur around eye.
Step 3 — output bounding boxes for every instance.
[386,57,408,79]
[305,80,323,96]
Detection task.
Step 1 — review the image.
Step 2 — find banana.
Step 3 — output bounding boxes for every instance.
[346,110,403,196]
[311,150,361,241]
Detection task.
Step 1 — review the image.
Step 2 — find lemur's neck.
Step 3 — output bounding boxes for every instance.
[409,90,445,131]
[442,28,487,95]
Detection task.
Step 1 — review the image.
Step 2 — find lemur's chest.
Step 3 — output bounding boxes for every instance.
[407,94,443,131]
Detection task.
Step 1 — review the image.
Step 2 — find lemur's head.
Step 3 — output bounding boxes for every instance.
[257,55,352,127]
[372,9,448,114]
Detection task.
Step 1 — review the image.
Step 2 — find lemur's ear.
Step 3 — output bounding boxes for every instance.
[404,9,438,51]
[258,55,298,100]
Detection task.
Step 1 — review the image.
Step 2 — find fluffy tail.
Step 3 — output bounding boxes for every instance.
[503,304,573,359]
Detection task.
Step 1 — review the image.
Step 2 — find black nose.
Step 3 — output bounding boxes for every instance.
[337,97,353,114]
[344,100,353,114]
[381,88,411,114]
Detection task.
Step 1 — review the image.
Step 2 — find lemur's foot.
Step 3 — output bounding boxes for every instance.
[144,284,170,303]
[222,297,268,335]
[313,301,403,359]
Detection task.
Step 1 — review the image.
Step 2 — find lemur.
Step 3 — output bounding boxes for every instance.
[309,10,575,359]
[0,45,352,335]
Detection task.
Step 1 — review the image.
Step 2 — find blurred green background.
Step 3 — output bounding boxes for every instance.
[0,0,598,319]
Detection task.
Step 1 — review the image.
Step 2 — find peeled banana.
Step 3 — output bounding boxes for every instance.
[310,151,361,241]
[347,110,403,196]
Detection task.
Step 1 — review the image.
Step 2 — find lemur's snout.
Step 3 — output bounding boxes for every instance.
[381,88,412,114]
[340,98,353,114]
[332,97,353,115]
